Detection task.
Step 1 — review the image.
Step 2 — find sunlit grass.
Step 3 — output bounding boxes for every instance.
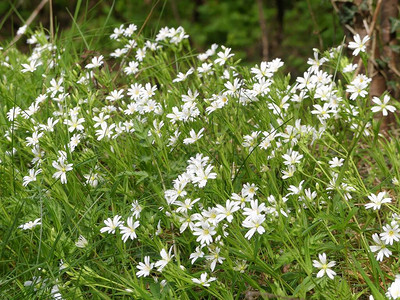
[0,15,400,300]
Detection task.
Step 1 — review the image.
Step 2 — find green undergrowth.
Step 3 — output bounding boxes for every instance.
[0,13,400,300]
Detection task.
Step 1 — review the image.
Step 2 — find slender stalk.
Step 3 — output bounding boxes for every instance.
[49,0,54,42]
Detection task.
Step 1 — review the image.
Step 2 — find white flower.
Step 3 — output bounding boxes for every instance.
[242,183,258,199]
[131,200,142,219]
[387,276,400,299]
[183,128,204,145]
[93,112,110,128]
[191,164,217,188]
[106,89,124,102]
[189,246,204,264]
[198,62,213,75]
[282,149,303,166]
[95,123,115,141]
[154,247,174,271]
[282,165,296,179]
[110,25,124,40]
[242,199,266,220]
[168,26,188,44]
[251,61,273,79]
[19,218,41,230]
[6,107,21,121]
[233,260,248,273]
[110,24,125,40]
[224,78,242,96]
[123,24,137,37]
[22,168,42,186]
[231,192,250,209]
[124,61,139,75]
[307,51,327,72]
[156,26,170,41]
[343,63,357,73]
[23,101,41,119]
[380,221,400,245]
[110,47,128,58]
[65,115,85,132]
[192,272,216,287]
[214,47,234,66]
[175,198,200,214]
[39,117,59,132]
[346,81,369,100]
[140,83,157,99]
[52,159,73,184]
[100,215,123,234]
[84,171,100,187]
[370,233,391,261]
[365,192,391,210]
[269,58,284,73]
[328,157,344,168]
[311,103,334,119]
[21,60,42,73]
[348,34,370,56]
[173,68,194,83]
[136,256,154,277]
[193,222,216,245]
[312,253,336,279]
[242,214,266,240]
[205,247,225,271]
[17,25,27,35]
[178,213,196,233]
[51,284,63,299]
[165,181,187,205]
[202,207,219,226]
[31,145,44,165]
[215,200,240,223]
[371,95,396,116]
[119,217,140,242]
[69,133,81,151]
[198,43,218,60]
[26,131,43,147]
[135,47,146,62]
[75,235,88,248]
[85,55,104,69]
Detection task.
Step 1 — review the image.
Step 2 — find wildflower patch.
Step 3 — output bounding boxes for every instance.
[1,24,399,299]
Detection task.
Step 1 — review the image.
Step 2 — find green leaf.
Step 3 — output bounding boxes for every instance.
[131,171,149,184]
[338,5,357,25]
[349,253,385,300]
[149,282,161,298]
[389,44,400,53]
[390,17,400,33]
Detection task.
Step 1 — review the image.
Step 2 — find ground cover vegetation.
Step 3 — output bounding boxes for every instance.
[1,3,400,300]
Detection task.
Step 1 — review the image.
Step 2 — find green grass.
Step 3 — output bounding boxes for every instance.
[0,11,400,300]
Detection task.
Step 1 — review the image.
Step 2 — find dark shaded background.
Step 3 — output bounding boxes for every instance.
[0,0,343,75]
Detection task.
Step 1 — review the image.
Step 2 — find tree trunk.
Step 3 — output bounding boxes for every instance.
[256,0,269,61]
[380,0,399,128]
[275,0,285,46]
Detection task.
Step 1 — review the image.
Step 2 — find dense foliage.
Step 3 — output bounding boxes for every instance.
[0,0,343,74]
[1,18,400,300]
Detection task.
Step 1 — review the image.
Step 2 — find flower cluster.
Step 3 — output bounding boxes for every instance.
[3,23,399,300]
